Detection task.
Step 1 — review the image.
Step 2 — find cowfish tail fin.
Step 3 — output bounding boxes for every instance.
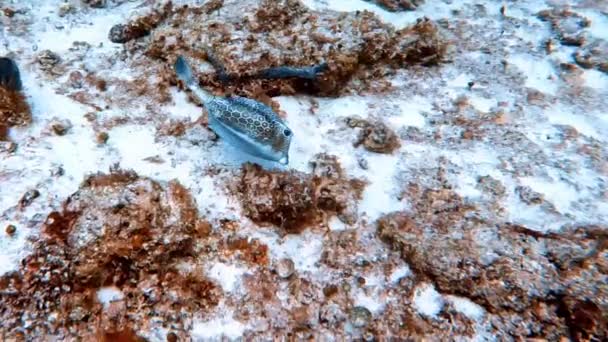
[0,57,23,91]
[174,55,213,103]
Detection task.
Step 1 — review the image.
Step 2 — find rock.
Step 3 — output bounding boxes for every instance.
[350,306,372,328]
[351,119,401,154]
[58,3,75,17]
[68,71,84,89]
[82,0,107,8]
[166,332,178,342]
[5,224,16,235]
[238,163,364,233]
[370,0,424,12]
[96,131,109,144]
[516,185,544,205]
[0,141,17,153]
[357,157,369,170]
[309,153,343,179]
[537,8,590,46]
[1,170,222,338]
[37,50,61,71]
[476,175,505,197]
[50,119,72,136]
[276,258,295,279]
[19,189,40,209]
[0,84,32,134]
[574,39,608,73]
[51,166,64,177]
[320,303,347,325]
[107,2,172,44]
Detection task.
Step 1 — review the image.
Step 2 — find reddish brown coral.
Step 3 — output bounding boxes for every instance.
[238,156,365,233]
[352,119,401,154]
[0,86,31,140]
[0,170,221,339]
[376,185,608,339]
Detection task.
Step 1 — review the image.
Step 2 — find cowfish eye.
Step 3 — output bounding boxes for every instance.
[283,129,292,137]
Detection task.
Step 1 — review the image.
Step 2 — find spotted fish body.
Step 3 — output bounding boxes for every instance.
[174,56,292,164]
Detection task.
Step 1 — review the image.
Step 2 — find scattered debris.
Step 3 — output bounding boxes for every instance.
[18,189,40,209]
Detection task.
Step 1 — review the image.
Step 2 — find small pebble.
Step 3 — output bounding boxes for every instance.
[3,8,16,17]
[166,332,178,342]
[68,71,84,88]
[276,258,295,279]
[0,141,17,153]
[37,50,61,70]
[19,189,40,208]
[51,166,65,177]
[350,306,372,328]
[50,119,72,136]
[58,4,74,17]
[5,224,16,235]
[84,0,107,8]
[357,157,369,170]
[96,131,109,144]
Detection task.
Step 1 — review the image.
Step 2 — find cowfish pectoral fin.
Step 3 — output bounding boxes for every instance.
[279,156,289,165]
[0,57,22,91]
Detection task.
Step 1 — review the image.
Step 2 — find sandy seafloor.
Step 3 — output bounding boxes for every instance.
[1,0,607,340]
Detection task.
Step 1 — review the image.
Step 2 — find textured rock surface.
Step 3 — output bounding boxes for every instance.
[1,171,221,339]
[0,0,606,340]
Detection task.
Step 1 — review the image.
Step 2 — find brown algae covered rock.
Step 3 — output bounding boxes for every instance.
[348,117,401,153]
[108,2,173,44]
[376,186,608,340]
[537,8,591,46]
[369,0,424,12]
[237,155,365,233]
[111,0,447,100]
[574,38,608,73]
[0,170,221,339]
[0,57,31,140]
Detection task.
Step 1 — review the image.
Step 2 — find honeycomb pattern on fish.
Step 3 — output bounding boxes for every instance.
[207,96,285,143]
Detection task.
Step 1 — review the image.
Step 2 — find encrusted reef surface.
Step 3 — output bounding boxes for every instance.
[0,0,607,340]
[1,170,222,340]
